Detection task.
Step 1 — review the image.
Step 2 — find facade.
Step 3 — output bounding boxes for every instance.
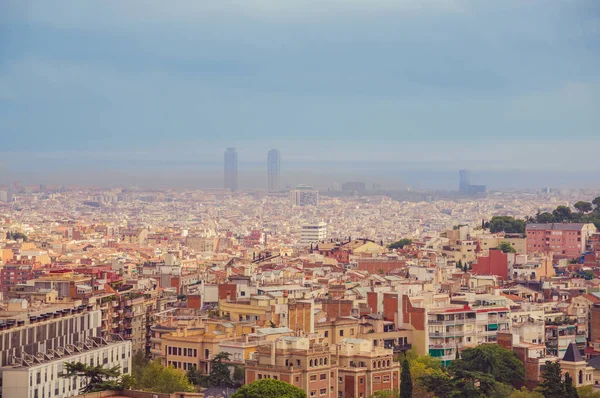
[245,336,399,398]
[301,223,328,245]
[267,149,281,191]
[471,249,510,281]
[291,186,319,207]
[0,337,131,398]
[224,147,238,192]
[426,296,511,365]
[526,223,598,258]
[0,307,101,368]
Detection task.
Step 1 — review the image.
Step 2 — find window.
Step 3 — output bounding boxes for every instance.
[324,331,329,338]
[339,377,343,383]
[360,378,364,384]
[374,376,381,383]
[310,391,317,397]
[340,330,344,337]
[258,374,263,380]
[320,373,327,380]
[383,376,390,382]
[296,377,300,383]
[311,375,317,381]
[350,329,354,335]
[320,388,327,395]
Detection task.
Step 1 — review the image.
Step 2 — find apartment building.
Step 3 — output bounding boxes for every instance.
[301,223,328,245]
[0,306,101,368]
[526,223,597,259]
[246,336,400,398]
[425,295,511,365]
[0,337,131,398]
[161,321,255,374]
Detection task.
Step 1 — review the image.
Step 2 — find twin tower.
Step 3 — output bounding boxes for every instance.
[224,148,280,192]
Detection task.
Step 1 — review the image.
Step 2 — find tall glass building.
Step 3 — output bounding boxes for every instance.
[267,149,280,190]
[224,147,238,192]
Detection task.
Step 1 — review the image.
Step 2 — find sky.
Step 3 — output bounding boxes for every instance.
[0,0,599,189]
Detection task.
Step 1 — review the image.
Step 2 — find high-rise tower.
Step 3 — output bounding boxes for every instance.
[267,149,280,191]
[459,169,471,194]
[224,147,238,192]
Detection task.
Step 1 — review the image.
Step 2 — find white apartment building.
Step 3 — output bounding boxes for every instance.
[0,337,132,398]
[427,295,511,365]
[290,186,319,207]
[301,222,328,245]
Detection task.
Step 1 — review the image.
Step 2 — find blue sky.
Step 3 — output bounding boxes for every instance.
[0,0,599,180]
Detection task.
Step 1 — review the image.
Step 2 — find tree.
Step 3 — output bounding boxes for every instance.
[574,201,593,213]
[552,206,573,222]
[450,344,524,386]
[496,241,517,254]
[537,212,555,223]
[207,351,237,388]
[389,239,413,250]
[231,379,306,398]
[400,350,442,398]
[537,361,564,398]
[593,197,600,212]
[61,362,124,394]
[371,391,398,398]
[457,260,463,269]
[136,360,194,393]
[564,372,578,398]
[578,385,600,398]
[510,387,544,398]
[489,216,526,234]
[400,358,413,398]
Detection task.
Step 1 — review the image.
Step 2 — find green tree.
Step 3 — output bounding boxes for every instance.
[552,206,573,222]
[564,372,578,398]
[389,239,413,249]
[231,379,306,398]
[536,212,555,223]
[489,216,526,234]
[400,358,413,398]
[574,201,593,213]
[61,362,124,394]
[401,350,442,398]
[450,344,524,386]
[457,260,463,269]
[592,197,600,212]
[371,390,398,398]
[207,351,236,388]
[136,360,194,393]
[510,387,544,398]
[578,385,600,398]
[496,241,517,253]
[537,361,564,398]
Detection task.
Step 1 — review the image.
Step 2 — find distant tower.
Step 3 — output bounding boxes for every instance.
[459,169,471,194]
[267,149,280,191]
[224,148,238,192]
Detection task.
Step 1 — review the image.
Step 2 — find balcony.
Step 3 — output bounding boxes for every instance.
[393,344,412,352]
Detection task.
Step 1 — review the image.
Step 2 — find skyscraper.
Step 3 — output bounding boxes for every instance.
[290,185,319,207]
[459,169,471,194]
[459,169,486,195]
[267,149,280,191]
[224,147,238,192]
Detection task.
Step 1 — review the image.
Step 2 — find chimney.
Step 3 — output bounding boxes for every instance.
[270,342,276,365]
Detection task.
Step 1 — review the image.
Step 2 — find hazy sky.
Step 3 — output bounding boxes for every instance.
[0,0,599,187]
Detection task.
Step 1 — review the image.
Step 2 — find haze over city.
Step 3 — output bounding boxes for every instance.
[1,0,599,190]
